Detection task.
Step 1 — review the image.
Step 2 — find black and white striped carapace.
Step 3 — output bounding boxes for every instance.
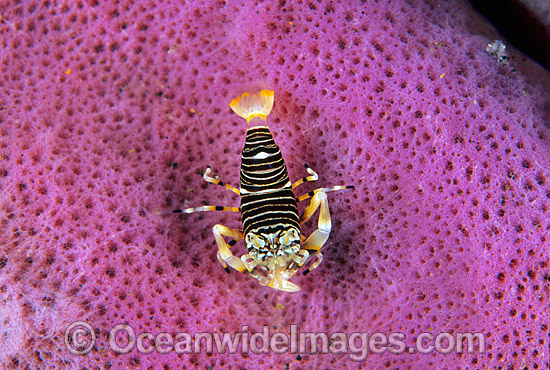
[174,89,353,292]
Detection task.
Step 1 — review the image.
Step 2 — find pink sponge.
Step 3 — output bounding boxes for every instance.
[1,0,549,368]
